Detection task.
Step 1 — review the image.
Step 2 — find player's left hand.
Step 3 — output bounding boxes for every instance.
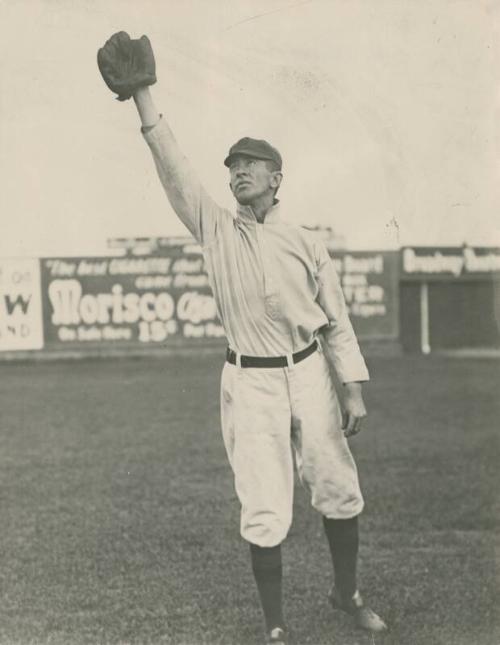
[342,382,367,438]
[97,31,157,101]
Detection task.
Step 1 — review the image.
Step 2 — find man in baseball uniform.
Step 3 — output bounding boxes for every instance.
[98,32,387,645]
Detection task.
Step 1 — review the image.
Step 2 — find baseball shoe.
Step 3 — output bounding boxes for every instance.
[266,626,288,644]
[328,586,388,633]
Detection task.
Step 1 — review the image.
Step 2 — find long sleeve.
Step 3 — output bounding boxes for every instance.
[142,117,227,246]
[315,242,369,383]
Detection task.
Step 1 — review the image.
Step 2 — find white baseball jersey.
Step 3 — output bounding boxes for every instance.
[143,118,369,385]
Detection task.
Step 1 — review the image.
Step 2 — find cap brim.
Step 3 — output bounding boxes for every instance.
[224,150,275,167]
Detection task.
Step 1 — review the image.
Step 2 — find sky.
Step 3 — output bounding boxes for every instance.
[1,0,498,258]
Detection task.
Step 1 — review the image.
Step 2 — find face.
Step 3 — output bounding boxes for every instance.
[228,155,282,205]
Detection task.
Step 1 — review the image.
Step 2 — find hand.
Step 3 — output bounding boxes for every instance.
[97,31,156,101]
[341,382,367,438]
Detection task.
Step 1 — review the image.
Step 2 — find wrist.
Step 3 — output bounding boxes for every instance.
[133,86,150,101]
[133,87,160,127]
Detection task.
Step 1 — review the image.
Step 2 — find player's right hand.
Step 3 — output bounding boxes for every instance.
[97,31,156,101]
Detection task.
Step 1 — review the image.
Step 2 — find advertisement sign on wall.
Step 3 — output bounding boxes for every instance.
[401,246,500,280]
[41,250,224,347]
[0,258,44,351]
[331,250,399,339]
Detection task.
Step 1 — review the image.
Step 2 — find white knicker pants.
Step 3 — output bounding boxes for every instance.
[220,346,364,547]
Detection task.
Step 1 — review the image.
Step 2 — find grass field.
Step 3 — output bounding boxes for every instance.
[0,352,498,645]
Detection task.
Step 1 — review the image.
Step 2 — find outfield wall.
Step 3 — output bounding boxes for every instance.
[1,243,498,357]
[400,246,500,352]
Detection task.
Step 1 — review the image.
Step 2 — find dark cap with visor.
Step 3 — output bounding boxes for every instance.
[224,137,282,170]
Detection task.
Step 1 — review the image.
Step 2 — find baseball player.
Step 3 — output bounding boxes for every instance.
[97,32,387,645]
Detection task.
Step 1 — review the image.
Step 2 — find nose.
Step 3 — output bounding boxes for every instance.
[235,165,248,177]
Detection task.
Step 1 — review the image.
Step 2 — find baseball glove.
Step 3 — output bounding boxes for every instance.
[97,31,156,101]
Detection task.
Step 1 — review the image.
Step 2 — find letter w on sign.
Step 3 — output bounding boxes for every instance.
[3,294,31,316]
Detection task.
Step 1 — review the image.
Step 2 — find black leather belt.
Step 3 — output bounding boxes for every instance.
[226,340,318,368]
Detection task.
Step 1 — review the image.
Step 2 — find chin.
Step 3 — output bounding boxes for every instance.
[232,185,266,206]
[236,195,253,205]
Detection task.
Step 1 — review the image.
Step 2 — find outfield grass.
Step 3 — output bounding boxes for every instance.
[0,353,498,645]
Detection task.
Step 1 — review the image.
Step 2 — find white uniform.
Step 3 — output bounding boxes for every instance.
[143,118,369,547]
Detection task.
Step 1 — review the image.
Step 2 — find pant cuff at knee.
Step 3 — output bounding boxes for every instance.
[241,519,290,548]
[315,497,364,520]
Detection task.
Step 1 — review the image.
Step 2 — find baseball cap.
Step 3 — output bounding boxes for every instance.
[224,137,282,170]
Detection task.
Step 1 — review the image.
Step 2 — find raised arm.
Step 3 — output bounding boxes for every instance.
[97,31,224,245]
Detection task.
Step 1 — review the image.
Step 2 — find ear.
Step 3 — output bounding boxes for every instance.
[270,172,283,189]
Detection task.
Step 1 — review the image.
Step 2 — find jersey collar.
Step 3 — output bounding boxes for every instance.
[236,200,281,225]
